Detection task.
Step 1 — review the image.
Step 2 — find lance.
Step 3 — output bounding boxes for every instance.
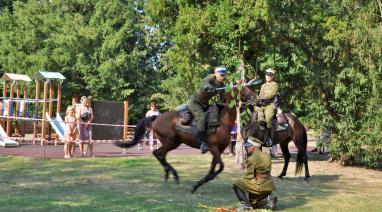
[216,79,262,91]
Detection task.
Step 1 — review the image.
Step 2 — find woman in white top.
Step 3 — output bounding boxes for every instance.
[143,102,160,150]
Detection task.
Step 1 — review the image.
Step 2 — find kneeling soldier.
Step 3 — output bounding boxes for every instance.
[233,136,277,210]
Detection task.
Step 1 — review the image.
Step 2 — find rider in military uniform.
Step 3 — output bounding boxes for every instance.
[233,136,277,210]
[188,66,226,154]
[256,68,278,146]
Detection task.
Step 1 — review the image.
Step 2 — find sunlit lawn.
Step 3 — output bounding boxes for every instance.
[0,153,381,211]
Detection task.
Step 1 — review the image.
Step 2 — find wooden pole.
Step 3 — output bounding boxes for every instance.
[1,81,6,128]
[57,81,62,115]
[48,80,54,142]
[123,101,129,140]
[22,84,28,138]
[2,81,6,99]
[235,59,247,169]
[33,80,40,145]
[72,97,77,107]
[41,80,49,145]
[6,81,14,136]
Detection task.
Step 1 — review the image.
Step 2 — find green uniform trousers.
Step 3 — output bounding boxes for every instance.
[235,178,273,205]
[187,100,206,132]
[256,103,276,128]
[234,149,274,206]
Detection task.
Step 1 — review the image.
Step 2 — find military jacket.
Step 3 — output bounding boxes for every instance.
[259,81,278,101]
[234,149,274,194]
[190,74,225,105]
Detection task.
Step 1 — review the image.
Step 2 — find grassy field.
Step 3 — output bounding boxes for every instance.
[0,153,381,212]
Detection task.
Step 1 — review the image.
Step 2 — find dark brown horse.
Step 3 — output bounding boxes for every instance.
[243,87,310,181]
[115,88,254,193]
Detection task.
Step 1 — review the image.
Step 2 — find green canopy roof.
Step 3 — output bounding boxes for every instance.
[1,73,32,82]
[33,71,66,80]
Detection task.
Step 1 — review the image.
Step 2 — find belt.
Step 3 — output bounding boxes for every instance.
[256,172,271,180]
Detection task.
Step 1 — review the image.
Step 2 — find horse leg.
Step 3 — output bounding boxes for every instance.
[153,141,181,184]
[191,148,224,193]
[278,143,291,179]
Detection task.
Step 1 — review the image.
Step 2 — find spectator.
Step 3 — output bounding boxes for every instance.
[145,102,160,150]
[64,106,78,159]
[77,96,94,157]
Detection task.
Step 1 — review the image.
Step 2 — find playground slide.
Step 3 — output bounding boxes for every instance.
[46,112,66,141]
[0,124,19,147]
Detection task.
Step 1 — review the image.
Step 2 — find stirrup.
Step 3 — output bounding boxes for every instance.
[200,143,209,154]
[264,138,273,147]
[266,196,278,210]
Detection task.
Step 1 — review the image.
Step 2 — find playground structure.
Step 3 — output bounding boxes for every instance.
[33,71,65,145]
[0,71,132,147]
[0,71,65,146]
[0,73,32,146]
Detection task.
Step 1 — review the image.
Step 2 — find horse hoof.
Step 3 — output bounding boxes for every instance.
[304,177,310,183]
[190,186,197,193]
[278,175,284,180]
[174,177,179,184]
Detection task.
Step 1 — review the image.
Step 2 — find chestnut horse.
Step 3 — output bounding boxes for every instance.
[243,88,310,181]
[115,88,254,193]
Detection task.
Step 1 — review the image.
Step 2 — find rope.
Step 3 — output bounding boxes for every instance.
[0,115,136,128]
[197,203,235,212]
[0,97,58,102]
[8,137,132,143]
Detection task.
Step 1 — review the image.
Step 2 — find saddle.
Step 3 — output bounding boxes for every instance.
[175,104,220,135]
[255,109,289,132]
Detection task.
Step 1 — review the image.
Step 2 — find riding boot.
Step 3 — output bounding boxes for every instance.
[266,194,278,210]
[265,127,273,147]
[233,185,252,211]
[262,123,269,145]
[197,131,209,154]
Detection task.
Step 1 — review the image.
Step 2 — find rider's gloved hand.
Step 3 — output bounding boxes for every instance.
[204,85,216,93]
[259,98,268,106]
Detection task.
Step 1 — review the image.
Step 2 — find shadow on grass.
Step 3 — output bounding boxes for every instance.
[273,174,340,210]
[272,152,330,163]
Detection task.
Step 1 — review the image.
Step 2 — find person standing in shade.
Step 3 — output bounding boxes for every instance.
[145,102,160,150]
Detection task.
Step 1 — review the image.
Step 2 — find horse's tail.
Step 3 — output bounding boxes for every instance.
[114,115,158,148]
[293,116,308,175]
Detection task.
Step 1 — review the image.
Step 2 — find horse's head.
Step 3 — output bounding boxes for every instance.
[224,85,257,104]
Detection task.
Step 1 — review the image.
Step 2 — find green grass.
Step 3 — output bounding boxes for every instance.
[0,154,381,211]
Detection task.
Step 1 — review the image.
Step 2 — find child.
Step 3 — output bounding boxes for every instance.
[77,96,94,157]
[64,106,78,159]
